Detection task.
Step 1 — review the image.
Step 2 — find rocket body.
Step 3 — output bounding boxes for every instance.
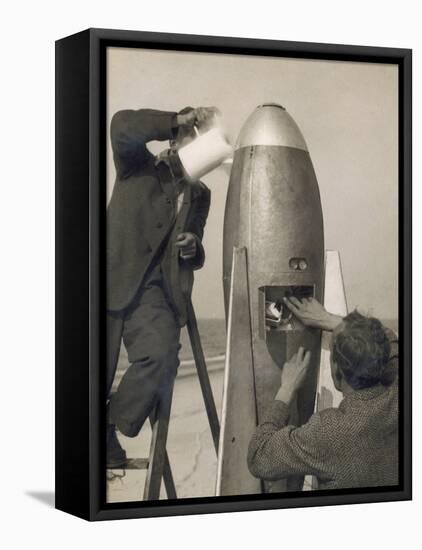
[220,104,324,493]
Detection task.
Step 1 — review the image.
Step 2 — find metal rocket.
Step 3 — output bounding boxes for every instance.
[217,103,324,495]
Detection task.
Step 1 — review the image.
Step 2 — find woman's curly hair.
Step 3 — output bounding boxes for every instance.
[332,311,393,390]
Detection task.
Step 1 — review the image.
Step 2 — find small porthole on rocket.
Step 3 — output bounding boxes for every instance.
[289,258,299,270]
[289,257,308,271]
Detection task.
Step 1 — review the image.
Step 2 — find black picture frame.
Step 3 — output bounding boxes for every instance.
[55,28,412,521]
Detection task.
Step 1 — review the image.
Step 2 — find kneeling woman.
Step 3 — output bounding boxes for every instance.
[247,298,399,490]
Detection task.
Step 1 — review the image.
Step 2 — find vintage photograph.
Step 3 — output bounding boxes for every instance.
[105,46,399,503]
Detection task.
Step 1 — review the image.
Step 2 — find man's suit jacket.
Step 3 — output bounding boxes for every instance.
[107,109,211,325]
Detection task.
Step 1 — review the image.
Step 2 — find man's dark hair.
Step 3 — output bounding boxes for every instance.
[174,106,197,143]
[332,311,393,390]
[179,106,195,116]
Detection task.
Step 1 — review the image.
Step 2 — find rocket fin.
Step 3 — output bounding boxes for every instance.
[307,251,348,491]
[317,250,348,411]
[216,247,262,496]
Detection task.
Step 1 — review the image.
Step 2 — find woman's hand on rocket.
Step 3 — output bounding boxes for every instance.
[275,347,311,406]
[283,296,343,332]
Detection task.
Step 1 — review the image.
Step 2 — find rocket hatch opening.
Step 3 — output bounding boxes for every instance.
[259,285,314,337]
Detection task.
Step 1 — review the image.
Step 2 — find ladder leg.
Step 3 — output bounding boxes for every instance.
[163,451,177,499]
[186,298,220,454]
[143,384,174,501]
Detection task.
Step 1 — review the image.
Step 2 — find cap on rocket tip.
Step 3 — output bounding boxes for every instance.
[235,102,308,152]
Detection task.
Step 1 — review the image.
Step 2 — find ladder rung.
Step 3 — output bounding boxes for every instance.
[124,458,150,469]
[108,458,150,470]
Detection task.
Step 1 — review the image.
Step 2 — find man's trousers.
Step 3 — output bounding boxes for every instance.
[107,266,181,438]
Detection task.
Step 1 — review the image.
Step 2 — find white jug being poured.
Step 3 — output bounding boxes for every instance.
[178,125,233,182]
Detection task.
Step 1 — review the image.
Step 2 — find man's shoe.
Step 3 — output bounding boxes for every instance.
[107,424,127,469]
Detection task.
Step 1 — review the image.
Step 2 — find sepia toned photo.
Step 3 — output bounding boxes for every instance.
[104,45,400,504]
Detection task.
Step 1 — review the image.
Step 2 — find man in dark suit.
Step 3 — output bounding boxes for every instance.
[106,106,216,467]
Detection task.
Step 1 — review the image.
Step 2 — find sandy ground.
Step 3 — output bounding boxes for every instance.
[107,366,224,502]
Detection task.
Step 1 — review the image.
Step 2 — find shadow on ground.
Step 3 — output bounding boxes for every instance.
[26,491,55,508]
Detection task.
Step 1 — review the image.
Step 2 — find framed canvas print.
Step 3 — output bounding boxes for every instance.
[55,28,412,521]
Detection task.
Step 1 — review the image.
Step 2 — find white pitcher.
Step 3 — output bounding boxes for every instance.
[178,126,233,182]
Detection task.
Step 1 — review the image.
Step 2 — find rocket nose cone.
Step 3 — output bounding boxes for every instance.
[235,104,308,152]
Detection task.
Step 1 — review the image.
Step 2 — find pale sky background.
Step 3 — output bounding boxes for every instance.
[107,47,398,321]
